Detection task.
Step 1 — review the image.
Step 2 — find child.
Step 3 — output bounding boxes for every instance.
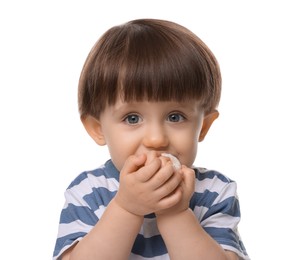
[53,18,250,260]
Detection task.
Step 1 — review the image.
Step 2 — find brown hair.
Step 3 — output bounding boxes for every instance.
[78,19,221,118]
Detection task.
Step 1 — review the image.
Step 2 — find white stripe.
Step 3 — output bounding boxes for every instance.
[87,172,119,191]
[139,217,160,238]
[202,212,240,230]
[193,205,209,221]
[94,205,106,218]
[194,205,240,230]
[53,239,82,260]
[214,182,238,203]
[74,173,119,194]
[222,244,250,260]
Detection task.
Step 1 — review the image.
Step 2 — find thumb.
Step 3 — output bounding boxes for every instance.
[181,166,195,191]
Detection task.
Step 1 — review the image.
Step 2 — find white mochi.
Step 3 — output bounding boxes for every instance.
[161,153,181,170]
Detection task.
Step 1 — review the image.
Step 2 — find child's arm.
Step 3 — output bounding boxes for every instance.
[62,199,143,260]
[157,209,238,260]
[156,166,239,260]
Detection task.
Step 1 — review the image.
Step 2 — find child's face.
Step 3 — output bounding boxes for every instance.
[84,99,217,171]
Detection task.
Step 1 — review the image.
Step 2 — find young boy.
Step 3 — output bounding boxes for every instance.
[53,19,249,260]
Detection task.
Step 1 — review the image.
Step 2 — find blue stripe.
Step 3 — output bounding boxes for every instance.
[145,213,156,219]
[204,227,246,253]
[203,196,241,220]
[189,190,219,209]
[195,168,232,183]
[60,203,98,226]
[67,169,106,189]
[104,160,120,181]
[83,187,117,211]
[132,234,167,257]
[53,231,87,257]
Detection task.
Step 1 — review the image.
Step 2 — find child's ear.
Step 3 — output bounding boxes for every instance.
[198,110,219,142]
[81,115,106,146]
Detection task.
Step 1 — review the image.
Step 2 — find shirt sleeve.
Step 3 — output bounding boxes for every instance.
[192,170,250,260]
[52,177,99,260]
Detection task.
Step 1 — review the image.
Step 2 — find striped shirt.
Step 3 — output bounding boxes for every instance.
[53,160,250,259]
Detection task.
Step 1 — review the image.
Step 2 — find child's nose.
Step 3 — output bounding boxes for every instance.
[142,124,169,149]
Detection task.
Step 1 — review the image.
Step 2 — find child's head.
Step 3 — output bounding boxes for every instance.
[79,19,222,169]
[78,18,221,120]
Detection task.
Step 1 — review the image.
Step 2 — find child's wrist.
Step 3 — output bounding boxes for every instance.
[112,196,144,220]
[155,207,190,222]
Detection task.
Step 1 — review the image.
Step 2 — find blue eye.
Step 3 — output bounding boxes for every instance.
[124,114,141,124]
[168,113,184,122]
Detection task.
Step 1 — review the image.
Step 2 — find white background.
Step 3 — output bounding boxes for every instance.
[1,1,305,259]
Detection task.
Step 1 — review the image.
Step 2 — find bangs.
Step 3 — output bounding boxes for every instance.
[118,32,208,104]
[78,19,221,118]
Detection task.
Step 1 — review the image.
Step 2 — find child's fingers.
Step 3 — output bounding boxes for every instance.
[159,155,171,167]
[145,151,159,165]
[157,185,183,210]
[149,161,178,190]
[136,157,162,182]
[181,166,195,192]
[153,166,183,197]
[121,154,146,176]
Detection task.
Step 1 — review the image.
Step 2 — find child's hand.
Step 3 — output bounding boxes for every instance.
[113,152,184,216]
[155,165,195,216]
